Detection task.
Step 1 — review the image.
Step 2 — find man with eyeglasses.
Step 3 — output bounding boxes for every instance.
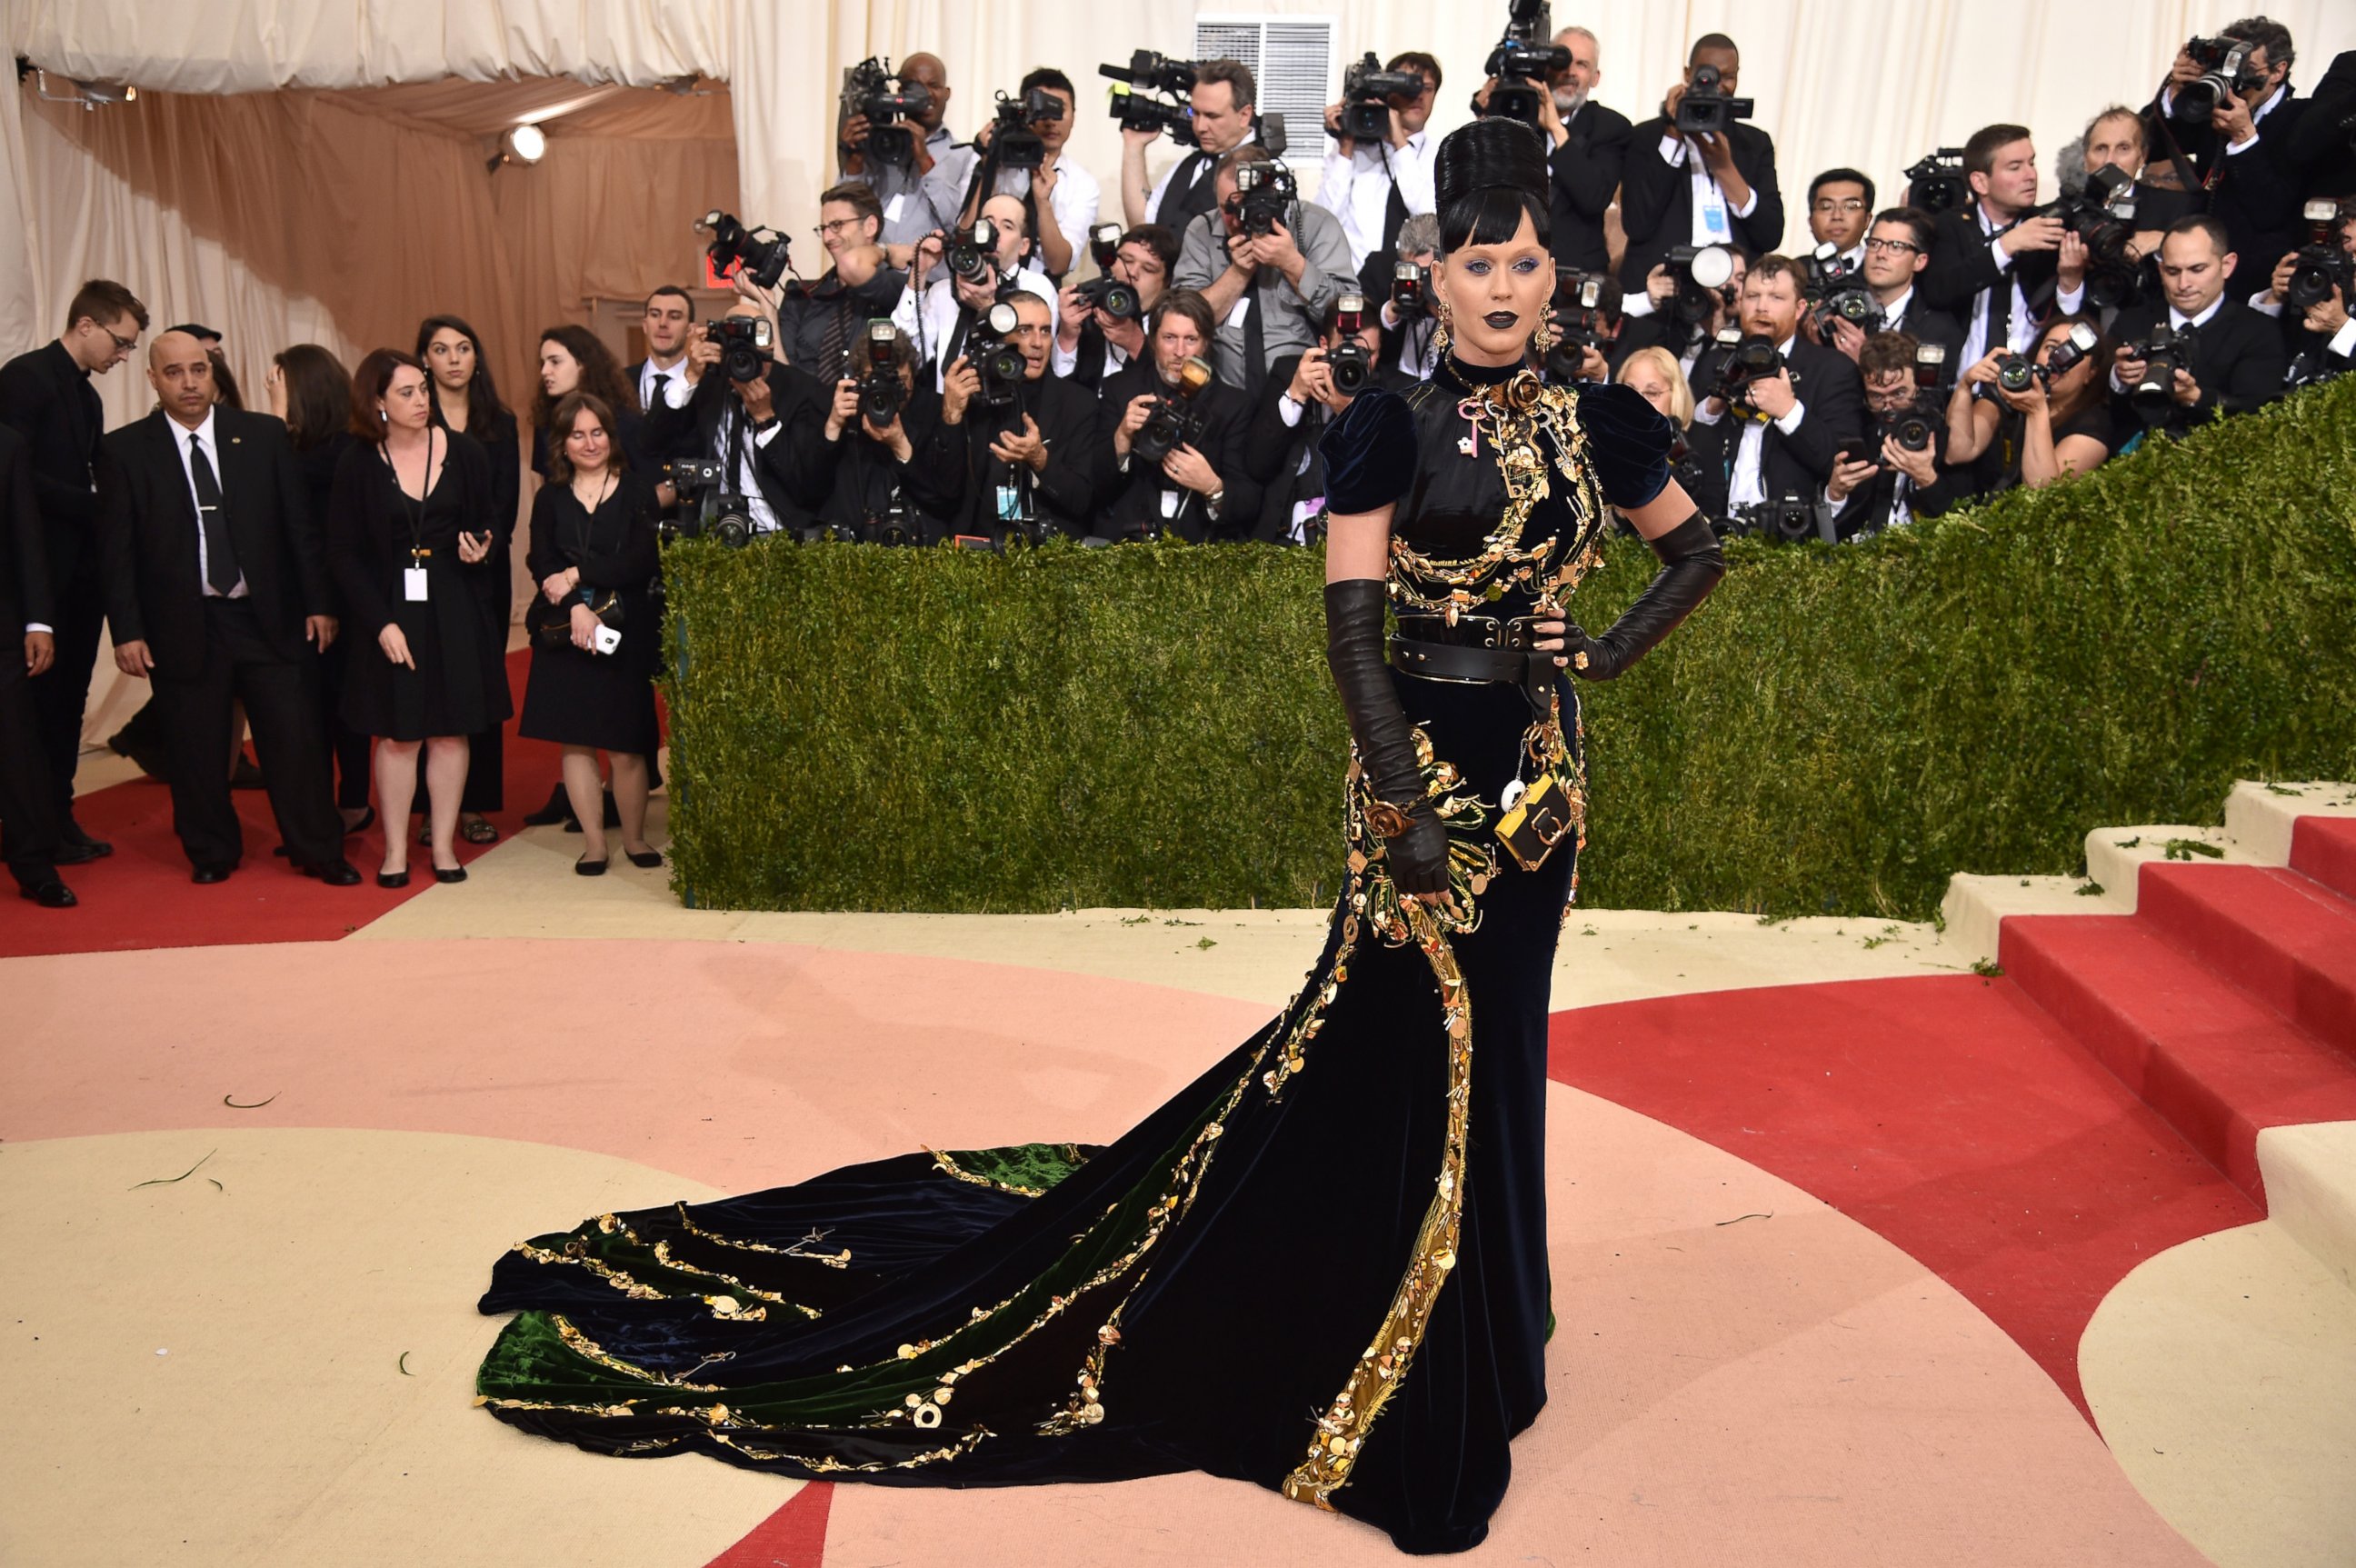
[782,182,911,385]
[1822,209,1964,367]
[1806,169,1874,274]
[0,277,151,869]
[1315,50,1442,273]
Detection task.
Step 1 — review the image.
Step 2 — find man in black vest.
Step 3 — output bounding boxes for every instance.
[1916,124,2089,367]
[2107,214,2287,438]
[1093,290,1255,543]
[0,423,71,905]
[0,278,149,864]
[96,332,356,885]
[1543,25,1632,275]
[1123,58,1259,235]
[1617,35,1786,291]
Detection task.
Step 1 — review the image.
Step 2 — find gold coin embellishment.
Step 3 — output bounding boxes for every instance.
[1081,1402,1106,1424]
[708,1403,732,1423]
[897,1343,918,1360]
[1433,1250,1457,1271]
[933,1386,954,1404]
[913,1401,943,1429]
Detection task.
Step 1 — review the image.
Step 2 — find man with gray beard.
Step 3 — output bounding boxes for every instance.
[1544,25,1631,273]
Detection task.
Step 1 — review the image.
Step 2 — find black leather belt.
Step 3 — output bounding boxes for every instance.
[1388,615,1559,711]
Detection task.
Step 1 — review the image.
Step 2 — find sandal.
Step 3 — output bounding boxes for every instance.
[462,814,500,845]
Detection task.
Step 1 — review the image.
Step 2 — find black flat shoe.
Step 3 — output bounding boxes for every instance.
[191,864,234,885]
[574,855,607,876]
[521,785,571,826]
[376,868,410,888]
[434,864,467,884]
[17,879,76,908]
[624,847,664,869]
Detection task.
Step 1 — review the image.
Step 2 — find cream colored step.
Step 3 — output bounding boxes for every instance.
[2223,780,2356,867]
[1940,873,2120,967]
[2259,1121,2356,1294]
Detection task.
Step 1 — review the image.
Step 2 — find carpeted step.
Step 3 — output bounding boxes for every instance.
[1999,913,2356,1203]
[2292,816,2356,904]
[2133,863,2356,1060]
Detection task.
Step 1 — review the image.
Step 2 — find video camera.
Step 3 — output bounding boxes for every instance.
[2174,36,2267,125]
[1325,293,1373,394]
[1803,242,1877,339]
[1337,52,1425,143]
[1132,354,1214,464]
[1233,160,1297,237]
[1480,0,1568,127]
[1903,148,1970,215]
[1101,51,1199,146]
[1391,260,1433,322]
[1073,224,1144,322]
[975,299,1031,408]
[988,86,1066,173]
[708,315,775,385]
[662,457,755,549]
[1676,61,1752,137]
[700,210,792,292]
[842,57,933,167]
[2286,199,2355,311]
[858,318,905,427]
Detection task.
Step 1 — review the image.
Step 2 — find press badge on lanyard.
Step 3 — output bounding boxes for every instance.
[1695,162,1732,243]
[405,551,429,602]
[996,484,1026,524]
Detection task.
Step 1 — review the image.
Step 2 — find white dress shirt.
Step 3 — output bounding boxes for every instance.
[1962,201,2087,365]
[996,155,1101,261]
[1050,332,1131,380]
[1690,332,1806,511]
[1316,128,1437,271]
[1655,133,1759,247]
[168,407,246,598]
[636,354,689,414]
[892,267,1059,389]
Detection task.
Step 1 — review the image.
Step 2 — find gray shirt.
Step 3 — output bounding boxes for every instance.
[1173,199,1353,392]
[847,125,976,247]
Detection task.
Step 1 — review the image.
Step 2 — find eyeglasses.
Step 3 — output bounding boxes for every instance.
[1862,236,1922,255]
[102,326,138,353]
[814,218,864,238]
[1812,197,1868,215]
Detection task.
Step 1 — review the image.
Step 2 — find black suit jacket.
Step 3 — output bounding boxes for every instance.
[2284,52,2355,196]
[0,341,105,594]
[1243,352,1417,544]
[2144,86,2311,270]
[806,383,968,543]
[1688,335,1865,503]
[0,423,53,638]
[97,408,330,674]
[1550,101,1633,274]
[676,364,834,531]
[929,372,1100,541]
[1092,361,1258,542]
[1915,206,2063,345]
[2107,295,2286,434]
[1875,294,1968,361]
[1617,116,1786,288]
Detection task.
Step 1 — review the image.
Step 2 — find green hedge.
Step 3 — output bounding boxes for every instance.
[661,375,2356,919]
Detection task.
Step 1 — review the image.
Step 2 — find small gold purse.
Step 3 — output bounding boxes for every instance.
[1494,772,1573,872]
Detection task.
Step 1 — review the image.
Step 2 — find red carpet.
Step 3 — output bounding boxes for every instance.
[0,651,565,959]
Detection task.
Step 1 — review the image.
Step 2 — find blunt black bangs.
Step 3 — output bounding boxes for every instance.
[1440,186,1549,254]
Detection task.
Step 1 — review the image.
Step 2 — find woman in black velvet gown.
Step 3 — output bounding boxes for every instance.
[474,119,1722,1555]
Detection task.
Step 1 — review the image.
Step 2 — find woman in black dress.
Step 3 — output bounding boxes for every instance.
[517,393,662,874]
[267,343,371,834]
[1943,313,2120,493]
[474,120,1722,1554]
[330,350,512,886]
[418,315,523,846]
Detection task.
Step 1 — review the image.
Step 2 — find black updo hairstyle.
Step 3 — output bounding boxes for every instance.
[1435,117,1552,253]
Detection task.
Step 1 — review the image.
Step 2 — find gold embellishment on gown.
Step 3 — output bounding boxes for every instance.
[674,1206,854,1268]
[926,1144,1088,1197]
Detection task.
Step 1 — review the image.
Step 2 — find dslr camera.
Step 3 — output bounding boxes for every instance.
[1325,293,1373,394]
[988,86,1066,173]
[1480,0,1569,127]
[1665,243,1738,340]
[1337,52,1425,143]
[1132,355,1214,464]
[975,299,1031,408]
[1676,62,1752,136]
[663,457,756,549]
[946,216,1004,286]
[1073,224,1144,321]
[1549,269,1621,378]
[709,315,775,385]
[1728,492,1832,544]
[1875,342,1950,454]
[1233,160,1297,237]
[842,57,933,167]
[1391,259,1433,322]
[1101,51,1199,145]
[1971,325,2101,406]
[2125,322,2188,419]
[1803,242,1878,338]
[2286,198,2356,311]
[2045,164,2144,308]
[858,318,905,427]
[1709,329,1785,406]
[2173,36,2267,126]
[1902,148,1970,215]
[701,210,792,291]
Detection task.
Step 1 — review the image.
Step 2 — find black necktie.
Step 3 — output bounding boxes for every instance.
[190,433,238,594]
[649,370,671,412]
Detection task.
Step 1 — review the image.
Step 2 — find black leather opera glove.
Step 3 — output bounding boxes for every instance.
[1325,578,1450,894]
[1562,511,1724,682]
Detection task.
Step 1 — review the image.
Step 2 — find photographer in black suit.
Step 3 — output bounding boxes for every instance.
[1243,298,1405,545]
[1918,124,2089,365]
[2251,196,2356,383]
[1093,290,1254,543]
[673,297,834,538]
[1617,35,1785,291]
[0,423,69,905]
[1052,224,1178,389]
[96,332,356,885]
[1820,208,1966,366]
[1687,255,1865,524]
[1544,25,1631,275]
[2145,18,2310,272]
[928,291,1098,542]
[0,279,149,864]
[2106,214,2288,438]
[1824,332,1968,540]
[806,325,966,544]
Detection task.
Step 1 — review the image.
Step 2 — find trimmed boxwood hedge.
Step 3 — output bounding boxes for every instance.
[659,374,2356,919]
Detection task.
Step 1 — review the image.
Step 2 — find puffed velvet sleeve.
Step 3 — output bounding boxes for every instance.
[1318,386,1418,515]
[1575,380,1679,511]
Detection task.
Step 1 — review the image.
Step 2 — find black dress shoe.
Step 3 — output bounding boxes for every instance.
[63,823,112,855]
[377,868,411,889]
[521,784,571,826]
[55,838,108,866]
[191,864,235,884]
[230,756,266,790]
[303,858,364,886]
[17,879,76,908]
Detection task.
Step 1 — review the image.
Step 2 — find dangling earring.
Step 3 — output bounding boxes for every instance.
[1433,300,1453,358]
[1530,313,1558,360]
[379,408,388,423]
